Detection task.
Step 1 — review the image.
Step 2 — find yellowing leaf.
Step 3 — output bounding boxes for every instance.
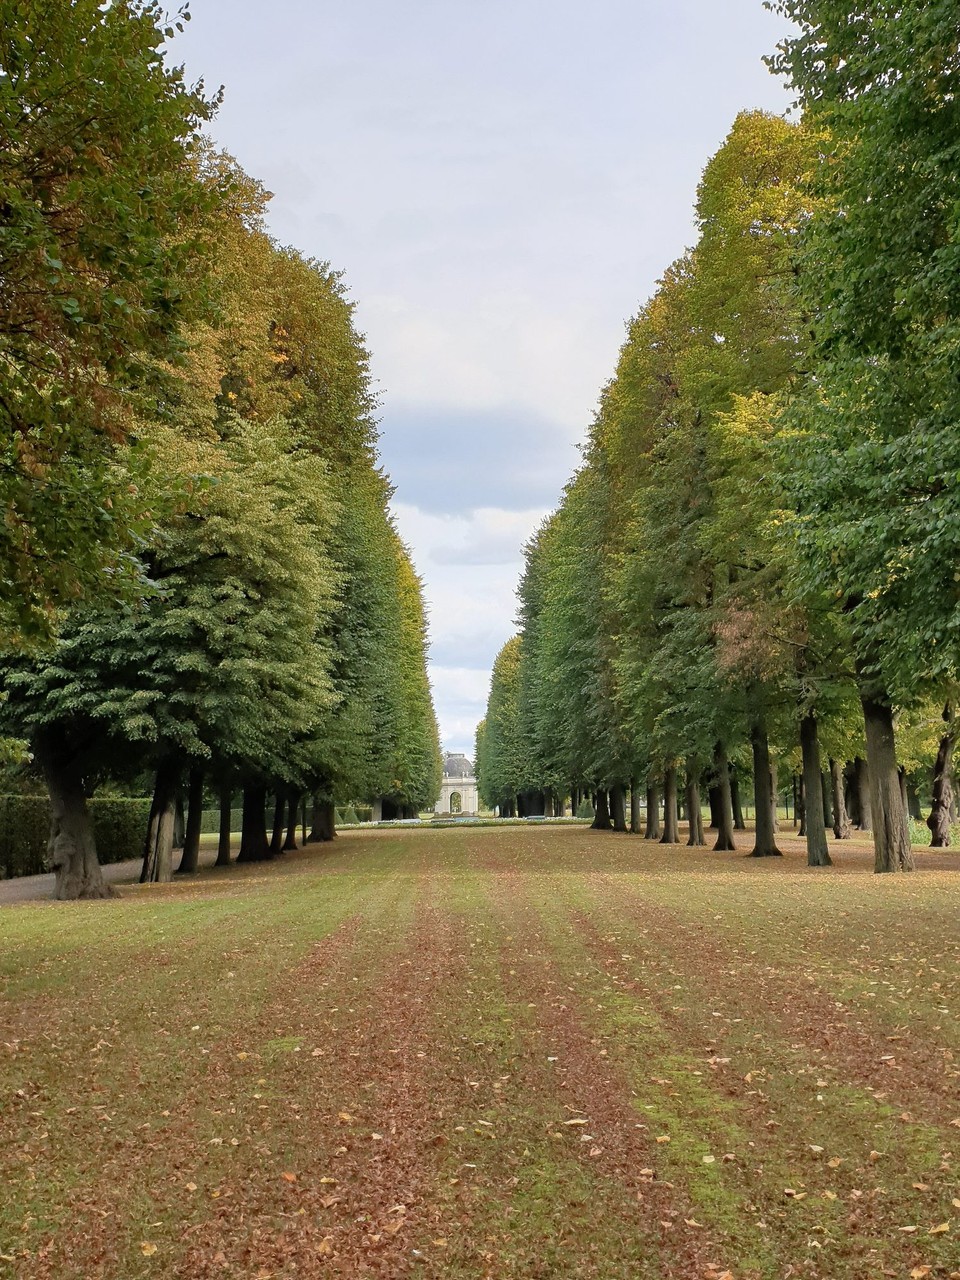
[140,1243,157,1257]
[281,1172,297,1183]
[656,1135,671,1144]
[929,1222,951,1235]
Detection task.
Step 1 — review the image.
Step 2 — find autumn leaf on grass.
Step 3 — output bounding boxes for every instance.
[140,1243,157,1257]
[928,1222,951,1235]
[281,1172,297,1183]
[911,1268,931,1279]
[317,1238,335,1256]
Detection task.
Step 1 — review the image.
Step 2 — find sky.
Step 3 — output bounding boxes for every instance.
[172,0,793,756]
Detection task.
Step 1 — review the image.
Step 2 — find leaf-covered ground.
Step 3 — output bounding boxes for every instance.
[1,825,959,1279]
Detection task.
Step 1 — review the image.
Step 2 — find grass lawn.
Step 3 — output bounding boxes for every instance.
[1,824,958,1279]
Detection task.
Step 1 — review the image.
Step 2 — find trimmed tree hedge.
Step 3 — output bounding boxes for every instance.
[0,795,152,879]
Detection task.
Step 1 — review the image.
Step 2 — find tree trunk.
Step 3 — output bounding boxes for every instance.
[237,783,271,862]
[173,790,186,852]
[712,742,736,851]
[644,782,661,839]
[629,779,642,834]
[216,784,233,866]
[591,789,612,830]
[707,784,721,830]
[308,791,323,842]
[770,759,780,833]
[175,767,204,874]
[800,712,831,867]
[685,762,704,846]
[36,735,113,900]
[854,757,872,831]
[141,760,179,883]
[797,772,806,836]
[927,704,954,848]
[860,691,914,873]
[830,759,851,840]
[610,784,627,832]
[284,791,302,850]
[315,799,337,841]
[660,767,679,844]
[820,770,834,830]
[269,789,286,856]
[730,766,746,830]
[749,721,781,857]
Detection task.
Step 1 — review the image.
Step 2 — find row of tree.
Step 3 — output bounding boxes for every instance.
[477,0,960,873]
[0,2,442,897]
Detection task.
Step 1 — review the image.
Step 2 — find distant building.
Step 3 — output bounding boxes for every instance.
[436,752,479,815]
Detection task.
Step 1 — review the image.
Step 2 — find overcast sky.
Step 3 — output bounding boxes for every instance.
[173,0,793,756]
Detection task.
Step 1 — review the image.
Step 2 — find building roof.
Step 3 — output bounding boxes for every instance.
[442,752,474,779]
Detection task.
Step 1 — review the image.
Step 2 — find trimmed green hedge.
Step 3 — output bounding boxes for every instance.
[0,795,152,880]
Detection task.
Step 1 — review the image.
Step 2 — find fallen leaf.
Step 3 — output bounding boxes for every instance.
[656,1135,671,1144]
[929,1222,951,1235]
[185,1182,197,1192]
[911,1268,932,1279]
[432,1238,448,1247]
[827,1157,842,1168]
[281,1172,297,1183]
[319,1177,338,1185]
[317,1238,335,1256]
[562,1118,588,1126]
[140,1243,157,1257]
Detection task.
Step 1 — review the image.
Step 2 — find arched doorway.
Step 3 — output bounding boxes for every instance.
[450,792,462,814]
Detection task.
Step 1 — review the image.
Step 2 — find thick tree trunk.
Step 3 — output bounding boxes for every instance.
[37,738,113,900]
[269,789,286,856]
[820,770,834,830]
[830,759,851,840]
[927,704,954,848]
[730,766,746,830]
[854,757,872,831]
[800,713,831,867]
[308,791,324,841]
[591,789,612,830]
[629,779,642,834]
[707,785,721,830]
[284,791,302,850]
[237,783,271,862]
[610,784,627,832]
[315,799,337,842]
[175,767,205,874]
[749,721,781,857]
[570,786,580,816]
[216,784,233,866]
[712,743,736,851]
[860,692,914,873]
[797,773,807,836]
[685,762,704,846]
[141,760,179,883]
[660,767,679,844]
[644,782,661,839]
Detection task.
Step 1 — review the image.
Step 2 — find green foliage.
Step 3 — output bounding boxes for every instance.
[769,0,960,701]
[0,417,339,786]
[0,0,219,636]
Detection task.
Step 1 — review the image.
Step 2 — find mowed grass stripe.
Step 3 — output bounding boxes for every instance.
[1,823,959,1280]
